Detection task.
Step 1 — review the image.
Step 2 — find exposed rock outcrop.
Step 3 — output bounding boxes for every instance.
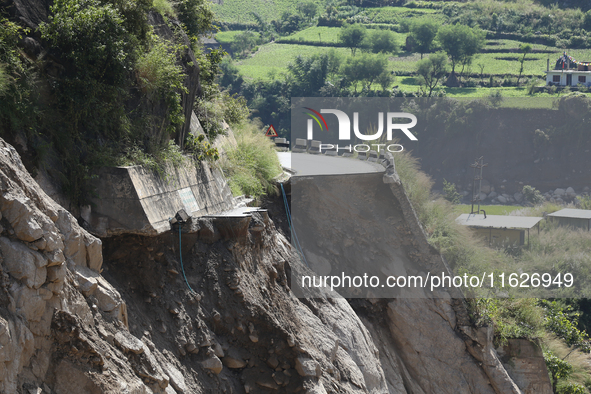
[0,139,129,392]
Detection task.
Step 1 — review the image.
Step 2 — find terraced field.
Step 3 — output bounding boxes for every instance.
[212,0,591,99]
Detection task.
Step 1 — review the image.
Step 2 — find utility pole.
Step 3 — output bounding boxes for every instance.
[470,156,488,217]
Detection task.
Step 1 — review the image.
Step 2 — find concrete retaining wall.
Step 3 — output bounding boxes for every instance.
[85,160,234,236]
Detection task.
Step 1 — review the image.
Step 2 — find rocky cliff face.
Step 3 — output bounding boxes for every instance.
[0,137,389,393]
[0,136,549,393]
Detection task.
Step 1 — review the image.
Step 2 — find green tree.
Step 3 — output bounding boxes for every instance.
[488,90,504,107]
[518,44,532,84]
[559,383,586,394]
[251,12,276,42]
[297,1,318,22]
[176,0,216,40]
[584,10,591,31]
[219,58,244,93]
[288,53,331,95]
[276,12,303,34]
[232,31,258,57]
[437,24,485,84]
[544,351,573,394]
[341,54,387,92]
[376,70,393,93]
[339,23,366,56]
[576,195,591,209]
[366,29,398,55]
[416,52,447,97]
[522,185,543,204]
[325,48,342,80]
[543,301,591,355]
[442,178,461,204]
[477,63,485,84]
[410,18,439,59]
[40,0,132,83]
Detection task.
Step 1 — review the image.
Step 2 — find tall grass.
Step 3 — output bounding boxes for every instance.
[393,149,591,356]
[544,334,591,392]
[0,65,10,96]
[393,151,545,342]
[394,151,512,274]
[220,120,282,199]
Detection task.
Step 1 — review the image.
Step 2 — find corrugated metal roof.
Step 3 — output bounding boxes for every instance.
[456,214,543,230]
[547,208,591,220]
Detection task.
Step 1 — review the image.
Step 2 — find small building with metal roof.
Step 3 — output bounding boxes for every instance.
[456,214,543,247]
[547,208,591,231]
[546,52,591,87]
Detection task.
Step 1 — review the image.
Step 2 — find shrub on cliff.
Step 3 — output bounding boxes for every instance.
[220,120,282,199]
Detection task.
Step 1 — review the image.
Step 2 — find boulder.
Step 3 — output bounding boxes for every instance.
[514,193,523,203]
[163,363,187,393]
[201,355,223,374]
[295,356,321,377]
[223,357,246,369]
[0,194,43,242]
[73,266,98,296]
[94,277,122,312]
[10,283,46,322]
[488,192,498,199]
[305,379,328,394]
[56,211,87,267]
[46,264,66,284]
[0,237,47,289]
[497,196,507,204]
[114,331,145,354]
[480,180,492,194]
[554,188,566,197]
[84,233,103,272]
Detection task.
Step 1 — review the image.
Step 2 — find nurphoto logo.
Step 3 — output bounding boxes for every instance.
[303,107,417,153]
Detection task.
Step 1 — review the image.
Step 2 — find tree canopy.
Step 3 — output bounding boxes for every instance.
[365,29,398,55]
[417,52,447,97]
[437,24,485,75]
[409,19,439,59]
[338,23,366,56]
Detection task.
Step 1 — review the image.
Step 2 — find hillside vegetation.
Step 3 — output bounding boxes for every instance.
[395,150,591,393]
[212,0,591,137]
[0,0,257,206]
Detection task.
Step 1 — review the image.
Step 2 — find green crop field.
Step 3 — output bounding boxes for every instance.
[454,205,524,215]
[212,0,325,25]
[484,39,552,52]
[215,30,260,45]
[467,52,548,76]
[360,6,443,24]
[216,0,591,103]
[235,43,351,80]
[277,26,407,46]
[277,26,343,45]
[230,40,574,104]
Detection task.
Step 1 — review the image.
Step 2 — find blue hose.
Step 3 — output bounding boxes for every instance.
[280,183,309,268]
[177,222,195,294]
